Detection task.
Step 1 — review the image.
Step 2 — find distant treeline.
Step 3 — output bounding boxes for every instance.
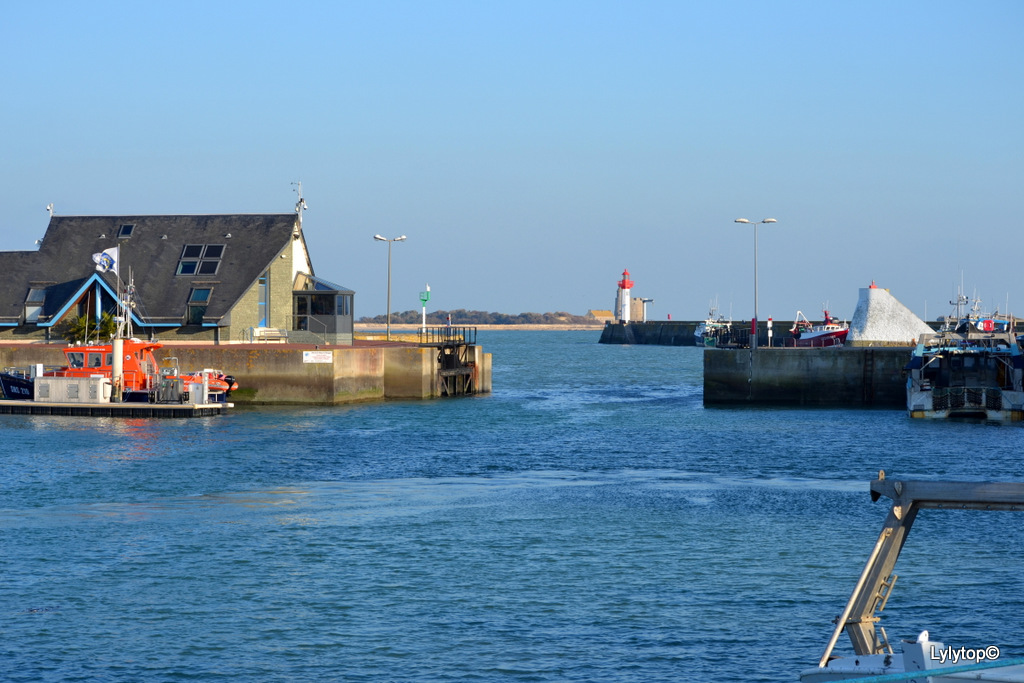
[358,309,598,325]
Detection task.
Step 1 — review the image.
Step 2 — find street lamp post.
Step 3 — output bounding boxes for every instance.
[373,234,407,341]
[734,218,777,349]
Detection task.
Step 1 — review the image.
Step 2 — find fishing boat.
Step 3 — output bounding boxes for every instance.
[800,472,1024,682]
[905,295,1023,421]
[789,309,849,347]
[694,303,734,347]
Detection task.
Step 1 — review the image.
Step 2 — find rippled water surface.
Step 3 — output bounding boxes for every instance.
[3,331,1023,682]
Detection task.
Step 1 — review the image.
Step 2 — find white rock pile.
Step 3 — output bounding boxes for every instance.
[847,284,934,346]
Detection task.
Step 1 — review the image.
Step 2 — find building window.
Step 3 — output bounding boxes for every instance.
[258,271,268,327]
[294,295,309,330]
[187,287,212,325]
[337,294,351,317]
[118,224,135,238]
[311,294,335,316]
[25,287,46,323]
[177,244,224,276]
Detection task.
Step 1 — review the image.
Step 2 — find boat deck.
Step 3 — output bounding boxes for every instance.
[0,400,232,418]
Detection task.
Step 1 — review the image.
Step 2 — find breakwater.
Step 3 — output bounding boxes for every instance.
[599,320,785,346]
[598,320,700,345]
[0,342,492,405]
[703,346,909,407]
[599,321,914,408]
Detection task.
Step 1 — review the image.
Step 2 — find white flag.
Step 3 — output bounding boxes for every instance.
[92,247,119,275]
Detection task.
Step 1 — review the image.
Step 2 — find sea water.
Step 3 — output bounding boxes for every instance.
[2,330,1023,682]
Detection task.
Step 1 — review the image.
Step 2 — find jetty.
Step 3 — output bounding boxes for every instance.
[600,285,984,407]
[0,326,491,407]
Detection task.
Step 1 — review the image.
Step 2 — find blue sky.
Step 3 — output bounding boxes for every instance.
[2,1,1022,321]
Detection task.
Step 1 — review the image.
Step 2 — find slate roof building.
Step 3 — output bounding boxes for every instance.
[0,201,354,345]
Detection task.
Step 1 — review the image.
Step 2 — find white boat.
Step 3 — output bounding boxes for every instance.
[799,472,1024,682]
[905,295,1023,421]
[694,302,733,347]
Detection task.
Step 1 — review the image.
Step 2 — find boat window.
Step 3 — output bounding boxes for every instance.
[88,353,104,368]
[67,352,84,368]
[106,353,113,366]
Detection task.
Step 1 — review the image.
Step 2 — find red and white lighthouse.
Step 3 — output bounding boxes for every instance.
[616,268,635,323]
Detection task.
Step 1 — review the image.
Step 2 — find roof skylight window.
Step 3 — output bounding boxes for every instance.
[177,244,225,276]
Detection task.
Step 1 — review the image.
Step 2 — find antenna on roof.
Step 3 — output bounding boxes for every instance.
[292,181,308,227]
[46,203,54,217]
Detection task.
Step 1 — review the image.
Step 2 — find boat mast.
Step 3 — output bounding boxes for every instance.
[110,255,135,402]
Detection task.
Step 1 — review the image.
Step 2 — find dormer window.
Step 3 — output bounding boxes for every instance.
[25,287,46,323]
[118,224,135,238]
[177,244,224,276]
[186,287,212,325]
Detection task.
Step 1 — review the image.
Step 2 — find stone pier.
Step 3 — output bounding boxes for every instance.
[703,346,910,406]
[0,342,492,405]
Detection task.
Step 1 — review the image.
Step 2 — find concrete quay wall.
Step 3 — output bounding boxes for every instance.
[0,343,492,405]
[703,346,909,407]
[599,320,786,346]
[599,321,698,345]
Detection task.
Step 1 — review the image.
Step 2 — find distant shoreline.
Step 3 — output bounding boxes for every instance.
[355,323,606,332]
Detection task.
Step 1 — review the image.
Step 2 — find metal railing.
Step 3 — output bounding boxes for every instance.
[419,326,477,346]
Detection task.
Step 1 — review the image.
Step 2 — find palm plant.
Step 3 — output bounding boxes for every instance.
[56,312,118,344]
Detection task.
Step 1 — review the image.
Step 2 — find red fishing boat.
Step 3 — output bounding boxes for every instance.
[789,309,849,347]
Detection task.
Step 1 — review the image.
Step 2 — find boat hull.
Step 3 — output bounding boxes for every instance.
[907,385,1024,421]
[791,329,849,348]
[905,329,1024,421]
[0,372,33,400]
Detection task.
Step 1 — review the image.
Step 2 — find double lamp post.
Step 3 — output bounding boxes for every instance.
[734,218,776,350]
[373,234,406,341]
